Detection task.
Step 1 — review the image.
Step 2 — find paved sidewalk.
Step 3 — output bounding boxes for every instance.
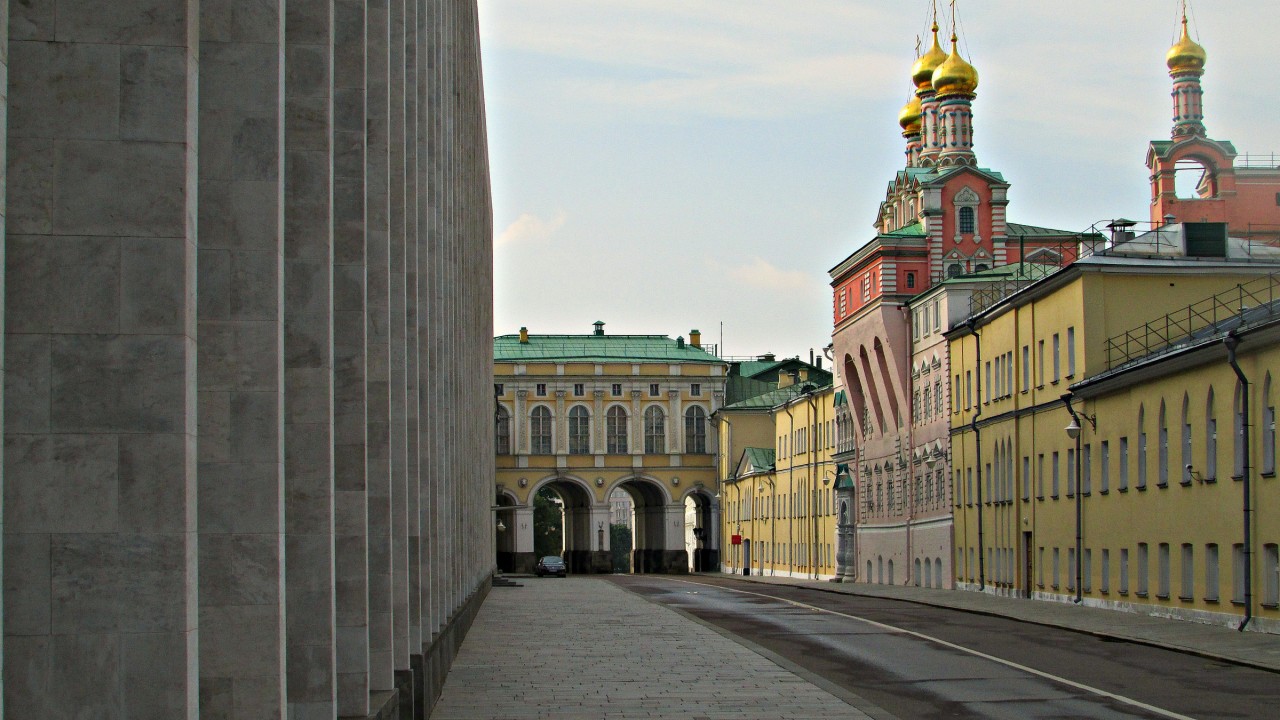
[724,573,1280,673]
[430,577,880,719]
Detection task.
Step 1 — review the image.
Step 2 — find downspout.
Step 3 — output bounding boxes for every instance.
[1225,332,1252,632]
[967,319,986,590]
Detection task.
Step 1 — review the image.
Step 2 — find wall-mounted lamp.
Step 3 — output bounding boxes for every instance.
[496,519,506,532]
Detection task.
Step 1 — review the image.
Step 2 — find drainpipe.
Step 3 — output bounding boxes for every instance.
[1224,332,1252,632]
[967,319,986,591]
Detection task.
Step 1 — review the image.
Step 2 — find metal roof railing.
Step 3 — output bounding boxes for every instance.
[1103,271,1280,370]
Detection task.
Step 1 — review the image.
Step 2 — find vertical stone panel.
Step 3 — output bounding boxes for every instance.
[332,0,370,714]
[283,0,337,717]
[196,0,287,717]
[366,0,400,696]
[0,2,9,707]
[4,1,199,717]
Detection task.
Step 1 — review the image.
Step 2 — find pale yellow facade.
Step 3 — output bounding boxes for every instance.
[718,382,841,580]
[950,258,1280,630]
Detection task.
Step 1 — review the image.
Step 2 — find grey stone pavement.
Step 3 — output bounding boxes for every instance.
[430,577,879,719]
[432,572,1280,719]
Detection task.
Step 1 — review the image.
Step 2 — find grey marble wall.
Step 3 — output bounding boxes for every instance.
[2,1,494,718]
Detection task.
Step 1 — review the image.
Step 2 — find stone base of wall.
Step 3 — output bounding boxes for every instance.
[411,580,490,719]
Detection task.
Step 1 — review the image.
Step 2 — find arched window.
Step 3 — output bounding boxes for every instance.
[1158,401,1169,486]
[568,405,590,455]
[644,406,666,454]
[959,206,975,233]
[946,264,963,278]
[495,405,511,455]
[606,406,628,454]
[530,406,552,455]
[1181,394,1192,484]
[1205,389,1217,480]
[1263,374,1276,476]
[685,406,708,453]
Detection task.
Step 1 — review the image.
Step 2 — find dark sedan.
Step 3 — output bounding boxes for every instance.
[535,555,567,577]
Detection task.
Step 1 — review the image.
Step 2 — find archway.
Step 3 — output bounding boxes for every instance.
[616,476,685,573]
[495,491,518,572]
[531,476,603,575]
[684,488,718,572]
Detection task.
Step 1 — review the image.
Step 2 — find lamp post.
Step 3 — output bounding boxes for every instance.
[1063,393,1096,604]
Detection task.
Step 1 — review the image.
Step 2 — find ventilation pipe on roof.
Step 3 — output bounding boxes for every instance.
[519,327,529,343]
[593,321,605,336]
[676,336,685,349]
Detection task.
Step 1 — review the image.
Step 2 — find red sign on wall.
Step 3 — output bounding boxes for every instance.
[731,534,742,545]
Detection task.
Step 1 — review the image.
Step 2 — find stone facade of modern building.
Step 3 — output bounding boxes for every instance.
[1,1,495,718]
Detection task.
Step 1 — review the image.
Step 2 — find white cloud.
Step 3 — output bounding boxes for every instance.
[496,211,567,247]
[725,257,821,293]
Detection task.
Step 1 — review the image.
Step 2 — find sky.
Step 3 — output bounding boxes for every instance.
[476,0,1279,361]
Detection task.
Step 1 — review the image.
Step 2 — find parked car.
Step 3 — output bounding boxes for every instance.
[535,555,567,577]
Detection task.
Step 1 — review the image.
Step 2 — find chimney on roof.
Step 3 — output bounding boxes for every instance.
[759,353,775,362]
[593,320,605,336]
[689,329,701,348]
[519,326,529,343]
[779,368,799,389]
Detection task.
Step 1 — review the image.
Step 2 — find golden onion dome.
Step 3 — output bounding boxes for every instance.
[931,35,978,97]
[1166,16,1206,75]
[911,25,949,90]
[898,95,922,132]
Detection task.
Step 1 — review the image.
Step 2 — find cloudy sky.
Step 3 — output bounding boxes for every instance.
[476,0,1278,360]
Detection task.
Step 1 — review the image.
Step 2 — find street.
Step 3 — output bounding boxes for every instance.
[613,575,1279,720]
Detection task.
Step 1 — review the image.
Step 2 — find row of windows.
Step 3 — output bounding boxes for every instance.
[777,418,839,459]
[499,382,703,399]
[976,542,1280,607]
[863,469,948,517]
[728,487,838,522]
[953,381,1279,506]
[955,327,1077,411]
[496,405,707,455]
[867,556,946,588]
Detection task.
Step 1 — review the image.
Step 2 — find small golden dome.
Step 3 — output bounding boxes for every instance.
[1166,16,1206,75]
[932,35,978,97]
[911,24,949,90]
[898,95,922,132]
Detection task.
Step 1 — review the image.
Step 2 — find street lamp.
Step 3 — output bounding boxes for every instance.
[1062,393,1096,604]
[496,519,506,533]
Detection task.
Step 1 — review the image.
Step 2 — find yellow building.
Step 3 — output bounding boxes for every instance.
[949,235,1280,630]
[494,322,726,574]
[717,371,841,579]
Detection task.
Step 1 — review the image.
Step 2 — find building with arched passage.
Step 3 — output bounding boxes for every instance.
[494,322,726,574]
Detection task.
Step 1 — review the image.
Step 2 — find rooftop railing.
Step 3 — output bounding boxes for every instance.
[1102,271,1280,370]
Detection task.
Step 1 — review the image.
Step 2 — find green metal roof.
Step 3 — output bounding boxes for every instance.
[725,375,777,406]
[736,359,785,378]
[1005,222,1081,237]
[494,334,723,363]
[722,381,833,411]
[881,221,927,238]
[741,447,776,475]
[939,261,1062,285]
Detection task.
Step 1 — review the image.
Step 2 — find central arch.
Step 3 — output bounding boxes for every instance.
[529,475,603,574]
[614,476,687,574]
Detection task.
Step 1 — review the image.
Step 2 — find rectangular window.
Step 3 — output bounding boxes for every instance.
[1264,544,1279,607]
[611,383,622,397]
[1037,339,1046,387]
[1052,547,1061,589]
[913,312,920,340]
[649,383,660,397]
[1067,548,1076,591]
[1120,548,1130,594]
[984,362,992,403]
[536,383,547,397]
[1264,403,1276,475]
[1066,326,1076,377]
[966,468,973,507]
[1138,429,1148,489]
[1137,543,1149,596]
[1037,454,1045,499]
[1101,549,1110,594]
[1082,444,1092,495]
[1021,345,1030,391]
[965,371,972,410]
[1100,441,1110,494]
[1022,456,1031,501]
[1234,543,1248,604]
[573,383,585,397]
[495,383,505,396]
[1038,547,1045,587]
[1119,437,1129,491]
[1205,544,1220,602]
[933,301,941,332]
[1066,448,1076,497]
[1083,549,1092,593]
[1051,452,1060,498]
[1180,544,1194,600]
[1158,543,1171,599]
[906,271,916,289]
[690,383,701,396]
[1052,333,1061,383]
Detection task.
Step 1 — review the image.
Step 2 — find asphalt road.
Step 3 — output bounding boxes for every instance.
[611,575,1279,720]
